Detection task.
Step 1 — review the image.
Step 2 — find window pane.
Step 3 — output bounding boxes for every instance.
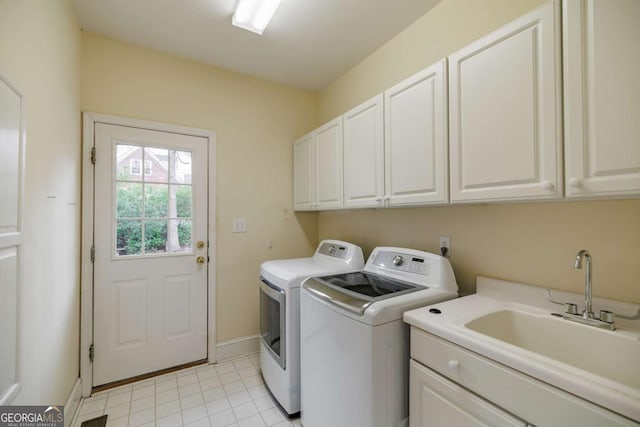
[116,144,142,182]
[143,160,152,176]
[170,150,192,184]
[144,184,168,218]
[168,219,191,253]
[116,182,143,218]
[144,220,167,254]
[144,147,169,183]
[0,125,19,230]
[171,185,192,218]
[116,220,142,256]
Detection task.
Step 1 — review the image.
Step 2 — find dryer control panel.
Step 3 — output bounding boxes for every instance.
[317,242,348,259]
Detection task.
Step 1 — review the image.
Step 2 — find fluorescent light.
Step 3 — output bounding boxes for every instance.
[232,0,282,35]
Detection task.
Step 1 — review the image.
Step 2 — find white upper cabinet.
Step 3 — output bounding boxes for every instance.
[314,117,344,210]
[448,1,563,203]
[563,0,640,198]
[384,59,449,206]
[293,132,315,211]
[343,94,385,208]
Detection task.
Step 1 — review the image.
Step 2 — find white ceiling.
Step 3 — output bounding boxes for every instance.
[72,0,442,90]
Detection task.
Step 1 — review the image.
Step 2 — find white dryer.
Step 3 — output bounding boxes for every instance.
[300,247,459,427]
[259,240,364,415]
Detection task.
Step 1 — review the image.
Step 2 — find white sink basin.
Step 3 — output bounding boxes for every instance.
[403,276,640,423]
[464,309,640,390]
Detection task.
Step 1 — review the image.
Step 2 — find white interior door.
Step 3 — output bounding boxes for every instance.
[0,74,24,403]
[93,123,208,386]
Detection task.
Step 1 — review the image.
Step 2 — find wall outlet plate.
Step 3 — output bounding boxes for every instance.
[439,236,450,257]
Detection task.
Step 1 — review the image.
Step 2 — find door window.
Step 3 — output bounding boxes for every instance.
[115,144,193,257]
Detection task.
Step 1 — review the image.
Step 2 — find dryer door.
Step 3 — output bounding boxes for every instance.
[260,277,286,369]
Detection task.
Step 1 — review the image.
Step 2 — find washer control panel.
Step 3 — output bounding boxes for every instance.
[372,251,429,275]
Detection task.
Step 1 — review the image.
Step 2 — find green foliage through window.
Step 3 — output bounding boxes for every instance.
[116,184,192,256]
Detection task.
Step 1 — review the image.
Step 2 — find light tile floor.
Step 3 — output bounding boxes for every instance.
[72,353,302,427]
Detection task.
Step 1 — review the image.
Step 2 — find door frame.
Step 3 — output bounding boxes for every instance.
[80,112,217,397]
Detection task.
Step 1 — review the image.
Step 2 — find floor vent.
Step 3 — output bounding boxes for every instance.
[80,415,107,427]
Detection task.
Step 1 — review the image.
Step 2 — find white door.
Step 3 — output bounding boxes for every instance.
[93,123,208,386]
[384,59,449,206]
[448,1,562,203]
[343,94,385,208]
[314,117,343,210]
[564,0,640,197]
[0,74,24,404]
[293,133,315,211]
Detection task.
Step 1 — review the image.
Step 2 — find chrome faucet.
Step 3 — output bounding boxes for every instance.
[544,249,640,330]
[574,249,593,319]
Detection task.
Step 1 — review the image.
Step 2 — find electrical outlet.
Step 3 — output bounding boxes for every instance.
[232,218,247,233]
[439,236,451,257]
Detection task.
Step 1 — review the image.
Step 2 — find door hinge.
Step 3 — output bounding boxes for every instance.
[90,245,95,263]
[89,344,94,362]
[90,147,96,164]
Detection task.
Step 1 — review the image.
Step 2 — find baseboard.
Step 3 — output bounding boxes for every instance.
[64,378,82,427]
[215,334,260,362]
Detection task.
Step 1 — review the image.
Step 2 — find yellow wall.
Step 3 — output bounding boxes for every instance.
[0,0,82,404]
[81,33,318,341]
[320,201,640,302]
[316,0,640,303]
[318,0,547,123]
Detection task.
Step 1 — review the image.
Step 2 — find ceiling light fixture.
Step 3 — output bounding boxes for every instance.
[232,0,282,35]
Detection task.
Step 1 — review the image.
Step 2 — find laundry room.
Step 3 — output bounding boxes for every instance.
[0,0,639,426]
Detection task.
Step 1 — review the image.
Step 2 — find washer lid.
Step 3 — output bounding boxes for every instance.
[320,272,422,298]
[303,273,424,316]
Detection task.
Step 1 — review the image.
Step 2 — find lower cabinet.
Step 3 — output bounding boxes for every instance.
[409,328,637,427]
[410,360,525,427]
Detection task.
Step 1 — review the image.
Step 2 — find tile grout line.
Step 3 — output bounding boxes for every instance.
[75,354,293,427]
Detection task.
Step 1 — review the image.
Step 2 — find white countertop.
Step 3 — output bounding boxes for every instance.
[403,276,640,423]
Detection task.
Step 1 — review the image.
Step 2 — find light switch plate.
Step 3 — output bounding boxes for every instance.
[233,218,247,233]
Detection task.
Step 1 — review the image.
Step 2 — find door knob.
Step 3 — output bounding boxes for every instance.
[196,256,206,265]
[196,241,205,249]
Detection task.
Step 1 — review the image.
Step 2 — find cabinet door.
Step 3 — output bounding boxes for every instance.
[314,117,344,210]
[343,94,384,208]
[449,1,562,203]
[293,133,314,211]
[564,0,640,197]
[385,59,449,206]
[410,360,525,427]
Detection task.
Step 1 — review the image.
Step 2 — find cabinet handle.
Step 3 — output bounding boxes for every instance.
[376,198,382,205]
[541,181,554,190]
[447,360,460,370]
[569,178,583,188]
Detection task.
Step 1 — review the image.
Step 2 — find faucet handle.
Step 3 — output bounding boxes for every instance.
[599,310,615,324]
[565,303,578,315]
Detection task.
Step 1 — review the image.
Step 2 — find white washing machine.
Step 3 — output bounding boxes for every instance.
[300,247,459,427]
[259,240,364,415]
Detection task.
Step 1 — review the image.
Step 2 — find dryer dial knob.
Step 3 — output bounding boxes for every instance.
[392,255,404,266]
